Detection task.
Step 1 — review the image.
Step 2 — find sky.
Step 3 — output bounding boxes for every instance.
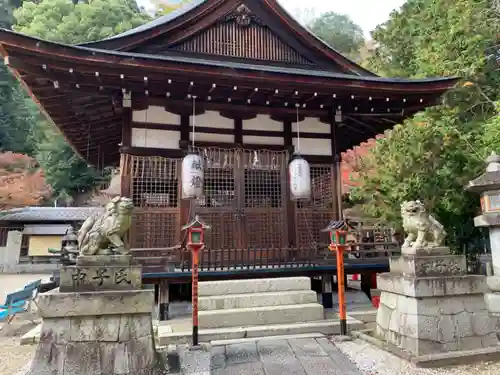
[140,0,408,38]
[284,0,407,37]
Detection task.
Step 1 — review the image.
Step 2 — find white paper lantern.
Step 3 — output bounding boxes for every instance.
[289,154,311,200]
[182,152,204,199]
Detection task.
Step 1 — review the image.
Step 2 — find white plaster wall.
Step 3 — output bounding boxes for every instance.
[190,111,234,129]
[131,128,180,149]
[132,106,181,125]
[292,118,330,134]
[190,132,234,143]
[293,138,332,156]
[243,114,283,131]
[242,135,284,145]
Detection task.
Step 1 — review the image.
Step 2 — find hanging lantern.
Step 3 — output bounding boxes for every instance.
[182,151,204,199]
[289,153,311,200]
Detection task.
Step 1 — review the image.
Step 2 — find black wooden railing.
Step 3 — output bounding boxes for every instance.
[132,242,400,274]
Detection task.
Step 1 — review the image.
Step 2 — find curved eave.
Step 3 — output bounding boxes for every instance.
[79,0,377,76]
[0,29,460,166]
[0,29,459,92]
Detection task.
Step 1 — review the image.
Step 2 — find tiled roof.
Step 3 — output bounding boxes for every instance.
[0,207,103,222]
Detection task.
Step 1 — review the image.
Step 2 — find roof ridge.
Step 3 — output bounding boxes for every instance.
[79,0,207,46]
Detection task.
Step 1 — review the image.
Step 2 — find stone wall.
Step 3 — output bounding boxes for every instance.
[376,291,498,354]
[37,312,155,374]
[375,249,499,357]
[0,231,21,273]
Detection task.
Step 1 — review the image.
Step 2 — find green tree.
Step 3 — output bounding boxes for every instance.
[0,0,42,156]
[35,130,107,196]
[11,0,151,198]
[13,0,151,44]
[350,0,500,252]
[308,12,364,59]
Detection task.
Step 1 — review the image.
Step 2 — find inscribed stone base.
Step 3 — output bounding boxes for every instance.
[59,264,142,292]
[26,289,163,375]
[375,252,499,356]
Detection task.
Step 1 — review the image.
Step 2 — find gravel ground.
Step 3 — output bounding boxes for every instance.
[0,336,36,375]
[334,338,500,375]
[0,274,49,375]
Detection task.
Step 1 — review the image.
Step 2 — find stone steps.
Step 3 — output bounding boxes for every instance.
[157,318,365,345]
[199,290,317,311]
[199,303,324,329]
[199,276,311,296]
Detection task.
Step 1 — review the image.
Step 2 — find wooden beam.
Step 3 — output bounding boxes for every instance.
[234,118,243,145]
[4,48,458,94]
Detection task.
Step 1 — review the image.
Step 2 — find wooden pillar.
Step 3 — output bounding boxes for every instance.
[158,279,170,321]
[330,116,341,220]
[120,92,133,199]
[234,117,243,145]
[336,157,343,220]
[179,114,190,230]
[321,275,333,309]
[360,272,373,300]
[284,120,296,247]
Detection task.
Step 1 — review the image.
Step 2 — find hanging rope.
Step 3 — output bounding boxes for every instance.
[86,122,91,161]
[296,104,301,153]
[192,96,197,148]
[144,104,149,148]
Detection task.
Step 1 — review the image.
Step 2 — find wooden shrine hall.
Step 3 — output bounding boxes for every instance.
[0,0,458,287]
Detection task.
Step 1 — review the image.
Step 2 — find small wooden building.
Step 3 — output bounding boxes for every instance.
[0,207,101,261]
[0,0,457,275]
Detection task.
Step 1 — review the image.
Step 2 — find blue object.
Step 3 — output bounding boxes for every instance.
[0,279,41,321]
[0,288,35,321]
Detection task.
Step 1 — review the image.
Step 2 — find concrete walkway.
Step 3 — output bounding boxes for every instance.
[211,336,362,375]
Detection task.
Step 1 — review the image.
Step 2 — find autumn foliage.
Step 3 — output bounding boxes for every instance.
[341,138,377,193]
[0,152,51,210]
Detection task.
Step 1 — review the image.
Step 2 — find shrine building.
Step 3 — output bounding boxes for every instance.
[0,0,458,284]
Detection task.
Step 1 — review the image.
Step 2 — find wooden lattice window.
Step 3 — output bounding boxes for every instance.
[127,155,181,249]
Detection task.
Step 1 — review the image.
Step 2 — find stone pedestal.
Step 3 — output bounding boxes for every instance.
[467,153,500,319]
[26,255,162,375]
[483,225,500,315]
[375,247,499,357]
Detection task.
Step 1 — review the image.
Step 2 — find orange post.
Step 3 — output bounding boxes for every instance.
[182,215,210,347]
[324,222,349,336]
[191,246,200,346]
[335,245,347,335]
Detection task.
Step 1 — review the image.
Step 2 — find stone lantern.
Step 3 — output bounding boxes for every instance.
[466,151,500,315]
[61,226,79,265]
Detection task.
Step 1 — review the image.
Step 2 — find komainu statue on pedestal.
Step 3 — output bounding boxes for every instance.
[401,200,446,250]
[78,196,134,255]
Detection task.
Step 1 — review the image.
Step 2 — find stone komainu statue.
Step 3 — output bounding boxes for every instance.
[401,200,446,250]
[78,196,134,256]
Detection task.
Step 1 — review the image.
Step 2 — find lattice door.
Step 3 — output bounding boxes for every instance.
[192,148,241,250]
[239,149,289,249]
[294,165,335,248]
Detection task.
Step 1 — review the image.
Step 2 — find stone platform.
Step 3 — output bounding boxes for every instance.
[375,247,499,357]
[25,254,164,375]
